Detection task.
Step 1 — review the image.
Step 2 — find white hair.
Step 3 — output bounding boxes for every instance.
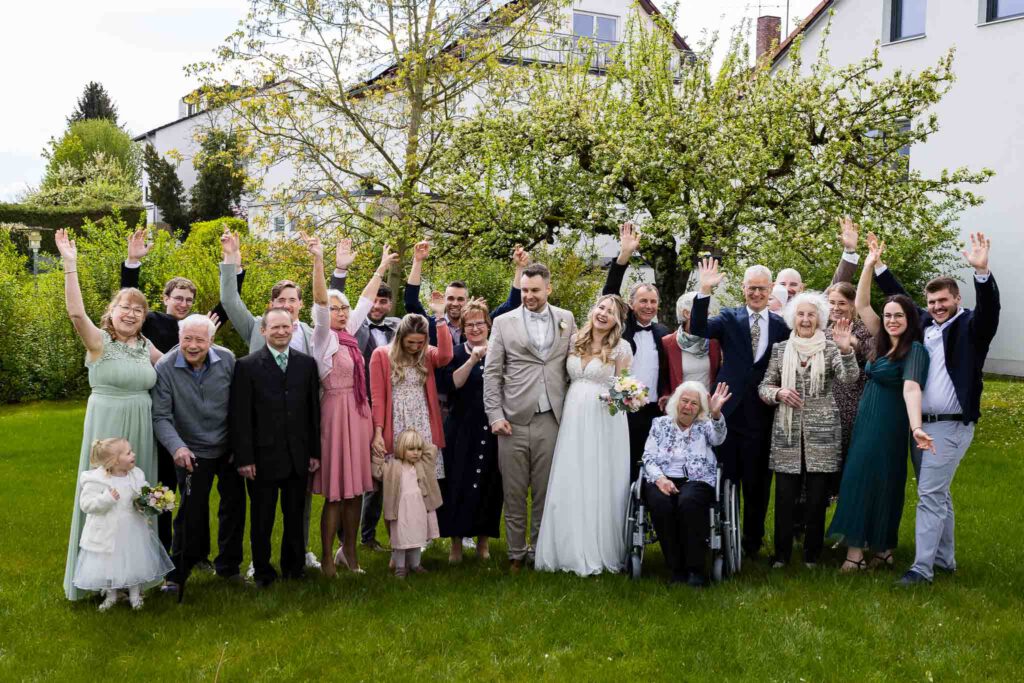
[665,380,710,424]
[777,267,803,284]
[676,291,719,323]
[782,291,830,332]
[327,289,350,309]
[771,284,789,306]
[743,265,773,284]
[178,313,215,338]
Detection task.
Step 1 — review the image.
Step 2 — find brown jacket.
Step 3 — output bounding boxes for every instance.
[372,447,443,521]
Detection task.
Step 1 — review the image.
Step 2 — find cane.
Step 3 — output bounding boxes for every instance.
[177,470,192,605]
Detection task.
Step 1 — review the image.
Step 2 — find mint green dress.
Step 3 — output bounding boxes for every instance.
[63,331,157,601]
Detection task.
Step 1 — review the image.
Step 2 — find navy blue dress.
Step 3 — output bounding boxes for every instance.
[438,344,503,538]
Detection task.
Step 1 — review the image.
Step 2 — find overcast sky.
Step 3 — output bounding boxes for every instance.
[0,0,817,202]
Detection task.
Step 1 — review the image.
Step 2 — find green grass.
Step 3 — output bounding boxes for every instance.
[2,383,1023,681]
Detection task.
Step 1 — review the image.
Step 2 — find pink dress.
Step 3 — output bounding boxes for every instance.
[390,462,439,550]
[310,300,374,501]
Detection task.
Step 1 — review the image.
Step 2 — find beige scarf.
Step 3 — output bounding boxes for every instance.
[780,330,827,441]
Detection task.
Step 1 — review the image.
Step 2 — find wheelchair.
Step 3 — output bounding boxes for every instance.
[623,467,741,582]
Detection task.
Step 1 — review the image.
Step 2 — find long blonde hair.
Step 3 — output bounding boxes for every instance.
[572,294,627,364]
[389,313,430,383]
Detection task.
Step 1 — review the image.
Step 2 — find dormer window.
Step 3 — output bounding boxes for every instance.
[986,0,1024,21]
[572,11,617,43]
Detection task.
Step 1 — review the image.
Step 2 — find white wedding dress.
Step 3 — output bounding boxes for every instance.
[535,340,632,576]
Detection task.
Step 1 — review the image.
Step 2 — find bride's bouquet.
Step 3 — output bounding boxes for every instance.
[599,371,649,416]
[133,484,177,516]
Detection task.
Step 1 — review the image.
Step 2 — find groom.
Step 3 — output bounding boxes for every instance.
[484,262,576,572]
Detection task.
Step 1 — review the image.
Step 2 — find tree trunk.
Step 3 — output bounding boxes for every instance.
[648,241,688,327]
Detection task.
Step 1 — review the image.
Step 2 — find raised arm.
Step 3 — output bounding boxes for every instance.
[55,229,103,359]
[604,222,640,296]
[832,216,860,285]
[404,240,430,316]
[493,245,528,319]
[218,230,256,341]
[427,296,454,368]
[963,232,1000,346]
[856,240,883,337]
[302,232,328,306]
[829,319,860,385]
[359,244,398,303]
[121,228,150,289]
[689,257,726,340]
[329,236,357,293]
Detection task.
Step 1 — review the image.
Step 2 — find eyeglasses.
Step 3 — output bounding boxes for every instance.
[329,305,350,313]
[745,286,770,294]
[169,295,194,305]
[117,305,145,316]
[463,322,488,330]
[882,312,906,320]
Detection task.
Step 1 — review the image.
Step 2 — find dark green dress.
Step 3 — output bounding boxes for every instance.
[827,342,929,550]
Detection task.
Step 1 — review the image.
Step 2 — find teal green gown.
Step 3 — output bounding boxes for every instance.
[827,342,929,550]
[63,331,157,600]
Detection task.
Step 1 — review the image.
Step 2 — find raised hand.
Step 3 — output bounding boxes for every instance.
[378,244,399,274]
[207,311,222,333]
[697,256,724,295]
[127,228,151,263]
[220,229,239,262]
[619,221,641,256]
[864,232,885,269]
[839,216,859,252]
[471,340,488,360]
[335,237,357,270]
[300,231,323,259]
[708,382,732,417]
[413,240,431,263]
[55,229,78,264]
[832,317,853,353]
[429,290,446,317]
[962,231,990,274]
[512,244,530,268]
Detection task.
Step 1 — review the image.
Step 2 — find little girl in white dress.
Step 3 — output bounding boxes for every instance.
[72,438,174,610]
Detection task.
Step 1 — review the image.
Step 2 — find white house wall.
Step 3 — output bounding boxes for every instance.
[773,0,1023,376]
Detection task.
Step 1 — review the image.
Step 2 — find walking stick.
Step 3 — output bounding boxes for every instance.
[177,471,192,605]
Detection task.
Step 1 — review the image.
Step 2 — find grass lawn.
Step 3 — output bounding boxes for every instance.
[1,382,1023,681]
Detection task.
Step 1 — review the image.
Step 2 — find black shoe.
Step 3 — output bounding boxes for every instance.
[159,582,180,595]
[935,564,957,575]
[247,577,274,589]
[686,572,709,589]
[896,570,932,586]
[361,539,387,552]
[194,559,216,574]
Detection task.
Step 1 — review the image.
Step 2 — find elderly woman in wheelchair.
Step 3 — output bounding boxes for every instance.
[639,380,731,587]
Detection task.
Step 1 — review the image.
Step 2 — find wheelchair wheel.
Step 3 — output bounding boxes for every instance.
[711,555,724,583]
[723,480,742,576]
[629,549,643,580]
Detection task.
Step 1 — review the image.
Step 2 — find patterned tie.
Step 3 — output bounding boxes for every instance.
[750,312,761,358]
[276,352,288,373]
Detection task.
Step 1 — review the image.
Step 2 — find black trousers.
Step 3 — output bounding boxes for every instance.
[167,454,247,584]
[774,469,829,564]
[247,471,307,584]
[627,403,662,482]
[645,479,714,577]
[156,443,176,551]
[716,424,772,556]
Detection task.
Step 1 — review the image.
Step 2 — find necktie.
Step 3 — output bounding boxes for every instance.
[750,312,761,357]
[276,352,288,373]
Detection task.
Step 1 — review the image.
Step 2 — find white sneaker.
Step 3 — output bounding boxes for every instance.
[98,589,120,612]
[128,585,143,610]
[462,537,476,550]
[305,551,321,569]
[246,562,255,580]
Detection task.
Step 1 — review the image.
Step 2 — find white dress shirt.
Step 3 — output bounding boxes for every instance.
[921,309,964,415]
[289,321,308,353]
[747,307,770,363]
[527,306,554,413]
[631,327,659,404]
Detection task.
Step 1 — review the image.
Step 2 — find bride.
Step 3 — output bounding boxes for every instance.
[535,294,633,576]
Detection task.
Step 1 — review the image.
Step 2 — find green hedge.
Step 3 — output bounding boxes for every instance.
[0,203,145,256]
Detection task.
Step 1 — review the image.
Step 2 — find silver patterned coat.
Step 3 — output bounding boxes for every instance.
[758,340,859,474]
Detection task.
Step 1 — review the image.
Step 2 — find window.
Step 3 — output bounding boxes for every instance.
[273,216,287,233]
[572,12,617,42]
[891,0,926,40]
[988,0,1024,20]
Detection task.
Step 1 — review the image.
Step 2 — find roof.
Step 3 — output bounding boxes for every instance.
[771,0,835,65]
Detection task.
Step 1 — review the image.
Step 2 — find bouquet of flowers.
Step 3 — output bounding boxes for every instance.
[599,371,649,416]
[133,484,177,516]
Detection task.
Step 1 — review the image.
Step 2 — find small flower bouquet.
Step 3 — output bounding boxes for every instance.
[133,485,177,516]
[599,372,649,416]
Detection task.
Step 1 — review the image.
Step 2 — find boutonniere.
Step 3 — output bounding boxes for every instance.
[558,320,568,331]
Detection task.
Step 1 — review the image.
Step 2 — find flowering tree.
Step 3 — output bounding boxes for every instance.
[434,16,992,317]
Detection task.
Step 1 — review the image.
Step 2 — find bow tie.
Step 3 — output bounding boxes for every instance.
[369,323,390,332]
[635,324,653,332]
[528,311,550,322]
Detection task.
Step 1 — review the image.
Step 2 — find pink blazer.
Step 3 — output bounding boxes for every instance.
[369,323,453,454]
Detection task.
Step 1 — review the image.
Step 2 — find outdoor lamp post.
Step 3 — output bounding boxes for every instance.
[28,229,42,290]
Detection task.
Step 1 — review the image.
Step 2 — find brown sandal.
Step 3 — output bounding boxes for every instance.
[870,551,895,569]
[839,558,868,573]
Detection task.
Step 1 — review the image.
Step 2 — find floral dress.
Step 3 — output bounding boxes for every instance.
[392,366,444,479]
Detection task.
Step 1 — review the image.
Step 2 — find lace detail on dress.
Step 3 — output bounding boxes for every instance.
[85,330,152,368]
[566,340,631,385]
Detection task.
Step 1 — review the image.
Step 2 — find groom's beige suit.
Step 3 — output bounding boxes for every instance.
[484,303,576,561]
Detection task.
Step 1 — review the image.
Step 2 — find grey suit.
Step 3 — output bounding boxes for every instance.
[484,304,576,561]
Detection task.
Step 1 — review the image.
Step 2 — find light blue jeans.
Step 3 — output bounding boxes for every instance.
[910,421,975,580]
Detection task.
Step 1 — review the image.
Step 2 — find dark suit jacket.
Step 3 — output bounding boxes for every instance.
[121,262,245,353]
[602,259,670,398]
[230,345,321,480]
[875,268,1000,424]
[329,272,400,366]
[689,296,789,424]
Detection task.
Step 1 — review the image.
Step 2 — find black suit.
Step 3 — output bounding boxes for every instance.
[690,296,789,556]
[230,345,321,584]
[602,259,671,479]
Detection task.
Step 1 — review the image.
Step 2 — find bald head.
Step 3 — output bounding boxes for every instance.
[776,268,804,298]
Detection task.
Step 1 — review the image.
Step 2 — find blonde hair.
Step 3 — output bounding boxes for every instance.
[389,314,430,384]
[89,437,129,471]
[100,288,149,338]
[394,429,429,463]
[572,294,627,364]
[665,381,710,425]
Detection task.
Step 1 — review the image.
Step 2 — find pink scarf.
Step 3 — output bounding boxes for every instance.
[334,329,369,416]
